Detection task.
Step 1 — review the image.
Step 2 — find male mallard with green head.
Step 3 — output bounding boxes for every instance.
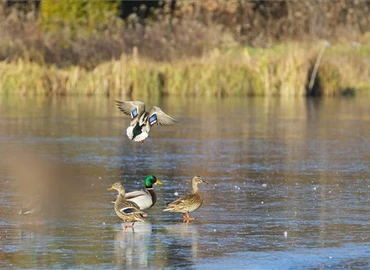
[115,100,177,143]
[108,182,148,229]
[124,175,163,210]
[163,176,207,223]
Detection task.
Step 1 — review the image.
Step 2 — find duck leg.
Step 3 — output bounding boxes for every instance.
[183,211,195,223]
[123,221,135,231]
[124,223,134,228]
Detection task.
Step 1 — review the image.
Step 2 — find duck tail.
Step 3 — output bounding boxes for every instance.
[126,126,135,139]
[133,132,148,142]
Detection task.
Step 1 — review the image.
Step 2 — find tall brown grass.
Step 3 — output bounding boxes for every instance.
[1,42,368,97]
[1,1,370,96]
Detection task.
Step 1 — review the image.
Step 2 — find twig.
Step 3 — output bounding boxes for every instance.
[308,41,329,93]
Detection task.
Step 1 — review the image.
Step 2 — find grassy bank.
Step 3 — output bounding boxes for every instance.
[0,42,369,97]
[1,1,370,97]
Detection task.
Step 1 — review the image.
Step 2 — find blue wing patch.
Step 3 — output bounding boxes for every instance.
[121,207,134,214]
[131,108,138,118]
[149,114,157,126]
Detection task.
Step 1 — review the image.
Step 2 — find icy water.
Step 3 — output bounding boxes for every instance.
[0,96,370,269]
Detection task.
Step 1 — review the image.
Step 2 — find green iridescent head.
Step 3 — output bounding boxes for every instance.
[145,175,163,188]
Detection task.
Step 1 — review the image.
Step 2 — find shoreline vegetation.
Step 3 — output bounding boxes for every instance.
[1,1,370,97]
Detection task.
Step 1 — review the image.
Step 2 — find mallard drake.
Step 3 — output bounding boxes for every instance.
[108,182,148,229]
[163,176,207,223]
[115,100,177,143]
[125,175,163,210]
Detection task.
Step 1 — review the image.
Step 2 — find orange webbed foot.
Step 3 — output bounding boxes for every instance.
[182,212,195,223]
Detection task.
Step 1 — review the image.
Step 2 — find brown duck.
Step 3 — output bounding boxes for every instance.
[163,176,207,223]
[108,182,148,229]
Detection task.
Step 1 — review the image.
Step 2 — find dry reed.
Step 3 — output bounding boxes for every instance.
[0,43,369,97]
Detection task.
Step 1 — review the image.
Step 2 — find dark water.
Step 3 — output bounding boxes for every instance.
[0,95,370,269]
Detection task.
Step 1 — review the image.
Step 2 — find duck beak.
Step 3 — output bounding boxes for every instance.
[156,179,163,185]
[107,187,114,191]
[202,180,208,184]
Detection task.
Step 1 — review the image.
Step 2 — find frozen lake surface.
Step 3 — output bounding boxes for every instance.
[0,96,370,269]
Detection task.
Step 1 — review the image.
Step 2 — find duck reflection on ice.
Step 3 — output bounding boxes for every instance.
[113,222,152,268]
[113,223,201,269]
[159,223,200,267]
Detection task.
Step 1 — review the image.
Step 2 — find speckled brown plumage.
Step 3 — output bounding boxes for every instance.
[163,176,206,223]
[108,182,147,229]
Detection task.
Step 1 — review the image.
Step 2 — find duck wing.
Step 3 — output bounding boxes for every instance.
[124,190,147,200]
[148,106,177,126]
[125,190,152,210]
[119,206,139,214]
[167,194,191,206]
[116,101,146,119]
[116,198,140,210]
[116,199,147,217]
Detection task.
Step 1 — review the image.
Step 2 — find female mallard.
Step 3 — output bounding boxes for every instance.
[115,100,177,143]
[108,182,148,229]
[163,176,207,223]
[125,175,163,210]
